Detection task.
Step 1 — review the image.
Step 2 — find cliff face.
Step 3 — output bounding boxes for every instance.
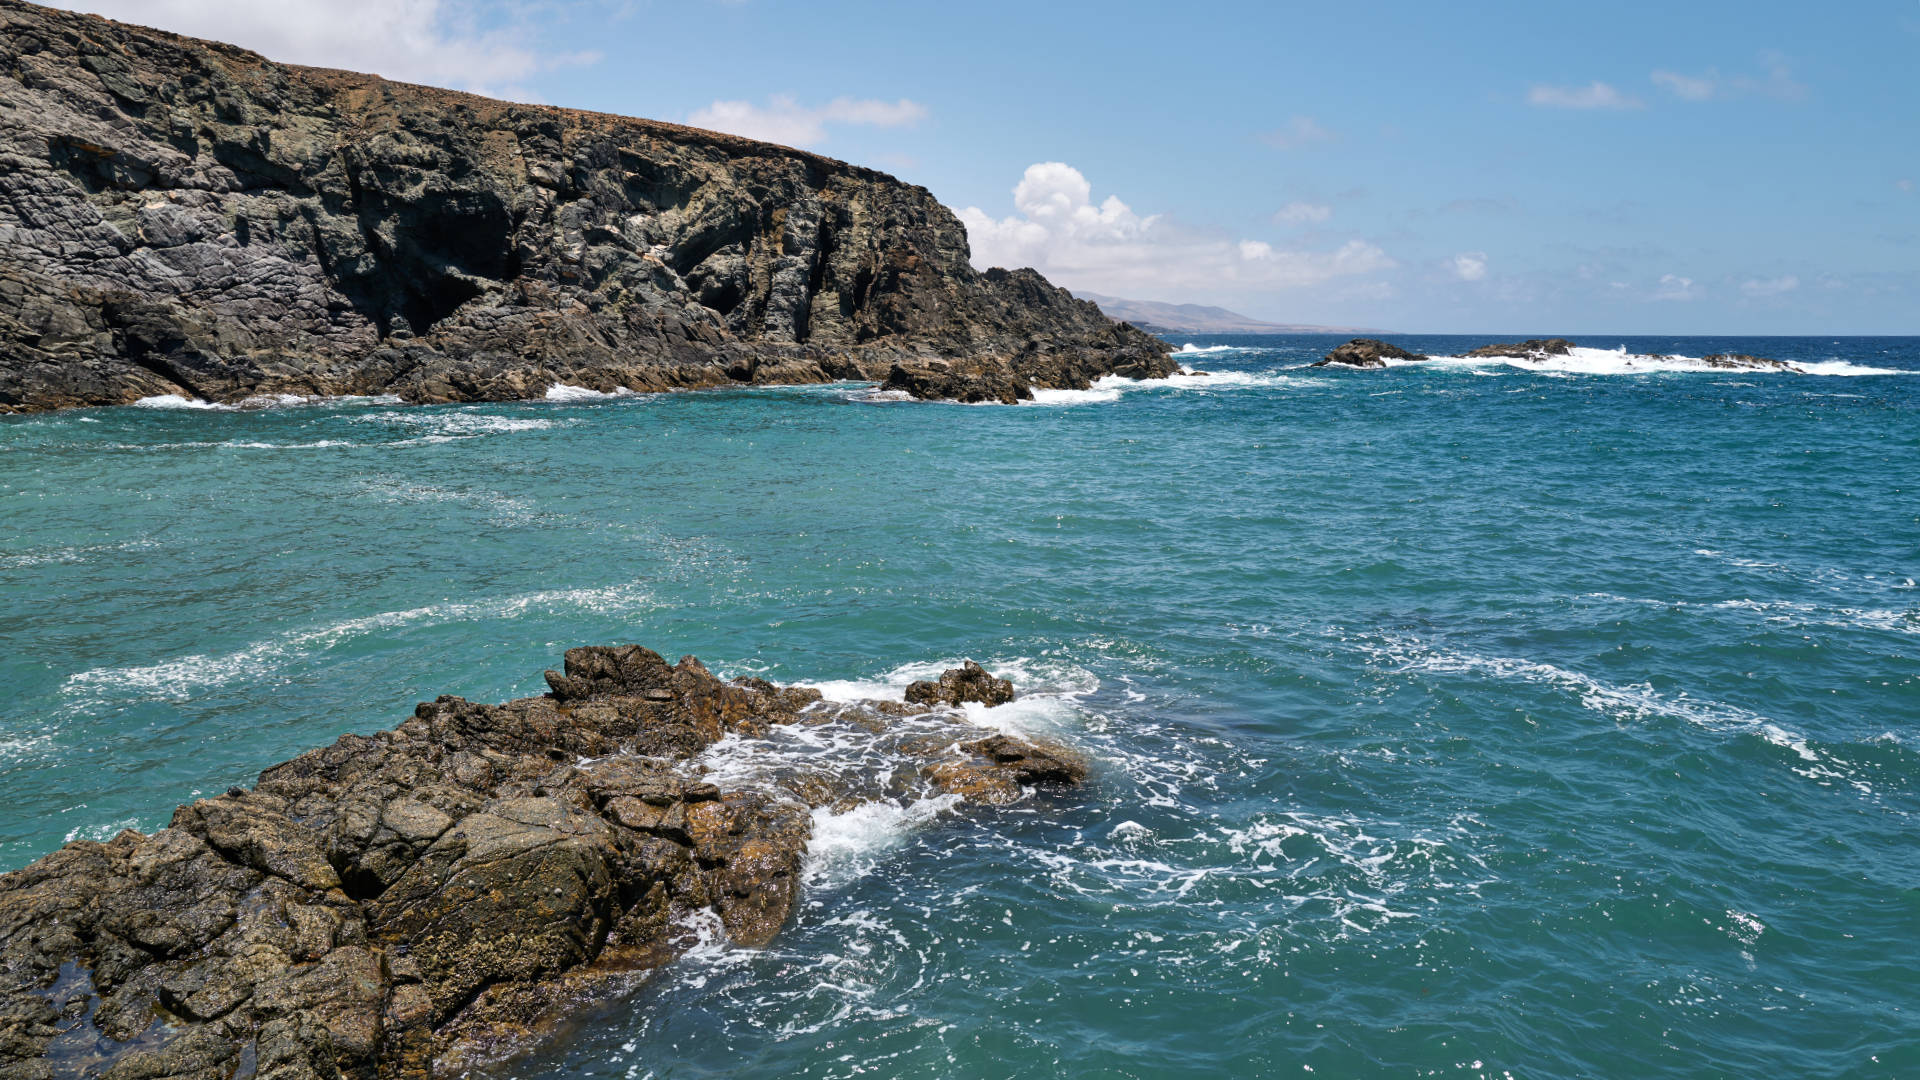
[0,0,1170,412]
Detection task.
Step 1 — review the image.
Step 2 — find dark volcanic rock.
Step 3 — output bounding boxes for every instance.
[1462,338,1576,360]
[904,661,1017,707]
[0,0,1170,412]
[1702,352,1795,371]
[0,646,1079,1078]
[1312,339,1427,368]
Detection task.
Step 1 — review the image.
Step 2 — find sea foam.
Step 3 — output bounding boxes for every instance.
[1379,345,1908,377]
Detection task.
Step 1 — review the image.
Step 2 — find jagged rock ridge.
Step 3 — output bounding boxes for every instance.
[0,0,1171,412]
[0,646,1086,1078]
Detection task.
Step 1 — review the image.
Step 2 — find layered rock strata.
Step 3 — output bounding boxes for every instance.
[0,646,1085,1078]
[0,0,1171,413]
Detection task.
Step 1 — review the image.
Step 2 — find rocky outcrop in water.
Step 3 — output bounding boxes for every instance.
[1701,352,1794,371]
[1312,339,1427,368]
[0,646,1084,1078]
[904,660,1015,707]
[0,0,1171,413]
[1461,339,1576,360]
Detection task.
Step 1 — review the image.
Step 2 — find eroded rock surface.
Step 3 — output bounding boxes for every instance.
[1312,339,1427,368]
[0,0,1170,413]
[0,647,1083,1078]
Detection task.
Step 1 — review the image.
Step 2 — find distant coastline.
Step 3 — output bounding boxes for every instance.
[1078,291,1387,335]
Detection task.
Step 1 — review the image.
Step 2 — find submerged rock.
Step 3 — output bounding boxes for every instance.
[0,1,1170,413]
[1312,339,1428,368]
[0,646,1080,1078]
[1462,338,1577,360]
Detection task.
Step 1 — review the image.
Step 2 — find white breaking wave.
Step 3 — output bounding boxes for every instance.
[133,394,234,410]
[132,393,402,410]
[544,384,635,402]
[1176,343,1247,354]
[352,410,563,443]
[1022,369,1295,406]
[803,796,962,890]
[1377,345,1907,377]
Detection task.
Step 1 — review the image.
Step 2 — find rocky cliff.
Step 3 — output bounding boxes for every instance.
[0,646,1085,1079]
[0,0,1171,412]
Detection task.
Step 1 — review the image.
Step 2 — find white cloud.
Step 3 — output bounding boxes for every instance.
[1449,252,1489,281]
[686,95,927,148]
[1651,54,1806,102]
[1740,275,1799,297]
[957,162,1393,296]
[1898,179,1915,193]
[1527,82,1642,109]
[1273,201,1332,224]
[1651,70,1719,101]
[1257,116,1336,150]
[1653,273,1699,301]
[46,0,594,95]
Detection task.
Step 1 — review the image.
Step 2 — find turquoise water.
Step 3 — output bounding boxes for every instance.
[3,335,1917,1078]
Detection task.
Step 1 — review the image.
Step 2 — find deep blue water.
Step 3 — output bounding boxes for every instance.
[2,335,1917,1078]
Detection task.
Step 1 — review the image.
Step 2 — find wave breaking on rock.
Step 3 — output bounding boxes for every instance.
[0,645,1084,1078]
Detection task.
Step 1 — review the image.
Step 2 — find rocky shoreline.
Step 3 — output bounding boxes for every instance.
[0,646,1085,1079]
[0,0,1172,413]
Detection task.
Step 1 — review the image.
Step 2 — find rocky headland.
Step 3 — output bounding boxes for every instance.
[0,646,1085,1079]
[0,0,1171,413]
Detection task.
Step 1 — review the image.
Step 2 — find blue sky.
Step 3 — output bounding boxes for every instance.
[55,0,1920,333]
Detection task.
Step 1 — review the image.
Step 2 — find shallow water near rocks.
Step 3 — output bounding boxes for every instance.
[3,334,1918,1078]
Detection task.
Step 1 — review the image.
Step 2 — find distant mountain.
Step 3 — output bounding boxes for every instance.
[1077,292,1382,335]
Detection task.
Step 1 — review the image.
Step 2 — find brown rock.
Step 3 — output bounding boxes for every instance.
[0,643,1088,1077]
[903,661,1017,707]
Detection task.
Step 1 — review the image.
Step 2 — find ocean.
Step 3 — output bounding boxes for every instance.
[2,335,1916,1078]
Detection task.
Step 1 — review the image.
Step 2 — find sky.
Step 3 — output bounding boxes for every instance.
[44,0,1920,334]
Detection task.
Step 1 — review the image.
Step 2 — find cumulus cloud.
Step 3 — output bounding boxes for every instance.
[1528,82,1642,109]
[46,0,596,97]
[1653,273,1699,301]
[1651,54,1806,102]
[1740,275,1799,297]
[686,95,927,148]
[957,162,1393,296]
[1449,252,1489,281]
[1273,201,1332,224]
[1257,116,1336,150]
